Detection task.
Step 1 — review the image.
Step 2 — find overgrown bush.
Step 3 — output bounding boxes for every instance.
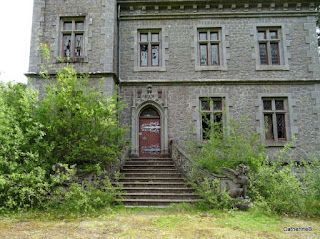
[188,117,320,216]
[0,83,54,210]
[37,65,127,168]
[192,178,232,210]
[0,57,126,212]
[48,177,120,215]
[189,118,265,174]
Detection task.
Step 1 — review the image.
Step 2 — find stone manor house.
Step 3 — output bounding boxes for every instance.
[28,0,320,159]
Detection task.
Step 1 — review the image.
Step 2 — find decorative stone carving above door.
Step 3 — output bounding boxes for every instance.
[131,84,168,158]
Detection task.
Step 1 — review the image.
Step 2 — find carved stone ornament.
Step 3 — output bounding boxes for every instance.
[133,84,167,108]
[221,164,249,199]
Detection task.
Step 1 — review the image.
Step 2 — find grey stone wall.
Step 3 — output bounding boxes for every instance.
[120,83,319,158]
[119,15,318,82]
[28,0,119,96]
[118,1,320,158]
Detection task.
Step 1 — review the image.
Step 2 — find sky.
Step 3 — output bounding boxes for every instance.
[0,1,34,84]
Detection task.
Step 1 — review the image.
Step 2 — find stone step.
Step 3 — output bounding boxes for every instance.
[119,177,185,183]
[122,193,199,200]
[114,182,189,188]
[122,173,182,178]
[122,165,176,170]
[121,169,179,174]
[129,158,172,162]
[121,187,195,194]
[124,161,174,166]
[116,199,201,207]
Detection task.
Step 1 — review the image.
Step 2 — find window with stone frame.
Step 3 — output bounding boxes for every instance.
[198,29,221,66]
[257,28,281,65]
[61,18,85,58]
[138,30,161,67]
[200,98,224,140]
[263,98,287,142]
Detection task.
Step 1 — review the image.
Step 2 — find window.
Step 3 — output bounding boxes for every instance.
[258,29,280,65]
[200,98,224,139]
[198,30,221,66]
[61,19,85,58]
[138,31,160,67]
[262,98,287,142]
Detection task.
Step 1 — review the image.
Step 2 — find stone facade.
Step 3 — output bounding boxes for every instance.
[28,0,320,159]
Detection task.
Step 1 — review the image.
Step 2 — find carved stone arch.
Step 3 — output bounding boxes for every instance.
[131,99,168,158]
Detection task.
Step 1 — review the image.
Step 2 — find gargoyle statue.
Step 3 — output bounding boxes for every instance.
[221,164,249,199]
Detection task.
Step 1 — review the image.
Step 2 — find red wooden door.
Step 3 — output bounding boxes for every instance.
[139,117,161,158]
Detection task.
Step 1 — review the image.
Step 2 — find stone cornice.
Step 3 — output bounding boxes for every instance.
[25,72,120,83]
[119,1,318,19]
[120,78,320,86]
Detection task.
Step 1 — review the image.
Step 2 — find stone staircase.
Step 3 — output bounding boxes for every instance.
[115,157,201,207]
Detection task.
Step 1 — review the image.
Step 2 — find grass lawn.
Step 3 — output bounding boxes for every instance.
[0,205,319,239]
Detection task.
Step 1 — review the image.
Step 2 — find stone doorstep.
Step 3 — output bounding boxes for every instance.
[118,177,185,182]
[124,161,174,165]
[122,165,176,169]
[122,193,200,200]
[116,199,202,207]
[120,188,196,194]
[122,173,182,178]
[120,169,179,173]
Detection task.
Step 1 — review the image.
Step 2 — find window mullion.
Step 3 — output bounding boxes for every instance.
[271,100,278,141]
[267,42,272,65]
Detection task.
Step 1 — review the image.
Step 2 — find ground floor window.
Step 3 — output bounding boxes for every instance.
[262,98,287,141]
[200,97,224,140]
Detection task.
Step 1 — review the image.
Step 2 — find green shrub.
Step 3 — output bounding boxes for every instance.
[37,66,127,168]
[48,177,120,215]
[189,118,265,174]
[195,178,232,210]
[0,83,54,211]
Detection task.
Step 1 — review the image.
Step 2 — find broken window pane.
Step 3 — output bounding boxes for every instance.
[202,113,211,140]
[271,43,279,65]
[211,44,219,65]
[200,44,208,65]
[276,114,286,139]
[140,45,148,66]
[151,45,159,66]
[199,32,207,41]
[259,43,268,65]
[63,35,72,57]
[74,34,83,57]
[140,33,148,42]
[264,114,274,140]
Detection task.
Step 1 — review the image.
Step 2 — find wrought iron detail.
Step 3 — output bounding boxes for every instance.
[141,144,160,155]
[141,121,161,133]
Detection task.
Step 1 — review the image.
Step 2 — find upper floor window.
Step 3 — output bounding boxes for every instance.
[198,30,221,66]
[263,98,287,142]
[254,25,289,71]
[139,30,161,67]
[258,29,280,65]
[61,19,85,58]
[200,98,224,140]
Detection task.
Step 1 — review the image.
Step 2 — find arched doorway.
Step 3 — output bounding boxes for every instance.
[139,107,161,157]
